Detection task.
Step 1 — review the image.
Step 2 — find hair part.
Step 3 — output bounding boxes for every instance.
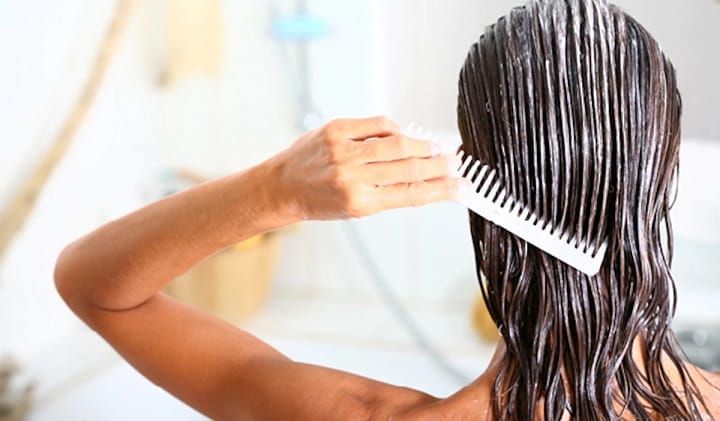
[457,0,710,419]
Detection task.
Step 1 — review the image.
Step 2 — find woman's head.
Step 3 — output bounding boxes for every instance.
[457,0,705,418]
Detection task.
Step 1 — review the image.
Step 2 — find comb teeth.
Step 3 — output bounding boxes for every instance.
[406,123,607,276]
[455,150,607,275]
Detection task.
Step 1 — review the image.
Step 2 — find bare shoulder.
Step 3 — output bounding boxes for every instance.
[687,364,720,417]
[704,370,720,414]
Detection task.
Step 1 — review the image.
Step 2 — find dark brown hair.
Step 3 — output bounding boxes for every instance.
[457,0,711,419]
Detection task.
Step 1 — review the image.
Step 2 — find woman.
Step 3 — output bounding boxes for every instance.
[456,1,720,419]
[56,0,719,419]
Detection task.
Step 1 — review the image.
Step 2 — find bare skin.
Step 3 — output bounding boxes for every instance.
[55,116,719,420]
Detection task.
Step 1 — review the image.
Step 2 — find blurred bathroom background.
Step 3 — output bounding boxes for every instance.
[1,0,718,419]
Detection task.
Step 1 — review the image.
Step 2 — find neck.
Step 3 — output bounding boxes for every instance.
[484,333,675,376]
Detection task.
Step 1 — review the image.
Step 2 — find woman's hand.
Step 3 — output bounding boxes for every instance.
[53,115,461,420]
[54,116,460,312]
[269,116,462,220]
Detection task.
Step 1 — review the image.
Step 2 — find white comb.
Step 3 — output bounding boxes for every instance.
[407,123,607,276]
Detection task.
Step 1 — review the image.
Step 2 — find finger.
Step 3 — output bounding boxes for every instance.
[366,155,460,186]
[376,178,461,210]
[327,116,400,140]
[350,135,441,164]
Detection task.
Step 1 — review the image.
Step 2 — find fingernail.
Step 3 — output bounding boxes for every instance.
[430,143,441,156]
[445,154,461,171]
[457,178,474,197]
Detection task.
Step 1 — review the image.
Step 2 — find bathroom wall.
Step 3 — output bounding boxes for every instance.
[372,0,720,140]
[0,1,116,212]
[0,0,378,361]
[0,0,163,360]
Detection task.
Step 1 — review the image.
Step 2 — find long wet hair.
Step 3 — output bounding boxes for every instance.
[457,0,711,419]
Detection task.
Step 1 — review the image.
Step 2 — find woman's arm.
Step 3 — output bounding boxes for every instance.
[54,117,460,420]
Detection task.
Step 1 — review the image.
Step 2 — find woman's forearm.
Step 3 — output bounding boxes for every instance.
[55,157,298,312]
[55,117,459,316]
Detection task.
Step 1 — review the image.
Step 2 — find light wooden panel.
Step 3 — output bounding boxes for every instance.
[159,0,223,86]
